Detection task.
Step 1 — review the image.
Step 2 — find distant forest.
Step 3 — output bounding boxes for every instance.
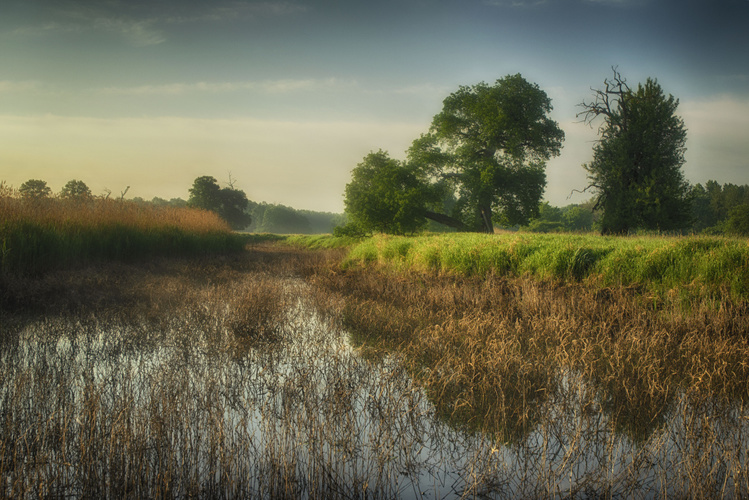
[138,179,749,235]
[521,181,749,235]
[132,196,344,235]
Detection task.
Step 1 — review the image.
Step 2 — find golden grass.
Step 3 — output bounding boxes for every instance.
[0,185,244,278]
[311,264,749,444]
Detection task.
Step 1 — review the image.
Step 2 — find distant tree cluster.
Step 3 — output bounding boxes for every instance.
[187,176,252,230]
[247,202,343,234]
[690,181,749,235]
[18,179,93,202]
[523,201,597,233]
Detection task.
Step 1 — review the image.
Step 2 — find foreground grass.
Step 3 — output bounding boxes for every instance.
[0,194,247,279]
[2,244,748,497]
[341,232,749,304]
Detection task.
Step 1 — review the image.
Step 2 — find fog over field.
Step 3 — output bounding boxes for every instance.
[1,0,747,212]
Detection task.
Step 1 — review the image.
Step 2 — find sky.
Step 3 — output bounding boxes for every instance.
[1,0,748,213]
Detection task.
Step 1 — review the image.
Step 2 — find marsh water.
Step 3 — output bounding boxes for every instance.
[1,258,748,498]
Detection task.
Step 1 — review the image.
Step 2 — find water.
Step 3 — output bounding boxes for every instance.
[1,276,748,498]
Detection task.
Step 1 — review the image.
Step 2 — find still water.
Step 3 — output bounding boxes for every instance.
[1,277,747,498]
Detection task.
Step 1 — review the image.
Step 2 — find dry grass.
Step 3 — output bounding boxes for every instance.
[2,244,748,498]
[312,265,749,440]
[0,185,244,279]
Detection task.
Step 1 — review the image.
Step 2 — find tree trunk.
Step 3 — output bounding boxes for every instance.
[479,205,494,233]
[422,210,469,231]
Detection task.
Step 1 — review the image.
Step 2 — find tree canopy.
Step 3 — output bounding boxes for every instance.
[19,179,52,200]
[188,176,252,230]
[344,150,439,234]
[579,69,690,234]
[60,180,92,201]
[344,75,564,234]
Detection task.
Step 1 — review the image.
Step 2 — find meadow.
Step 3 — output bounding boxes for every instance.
[2,223,748,497]
[337,232,749,305]
[0,184,246,282]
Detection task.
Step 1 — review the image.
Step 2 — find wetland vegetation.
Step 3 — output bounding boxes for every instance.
[2,231,748,498]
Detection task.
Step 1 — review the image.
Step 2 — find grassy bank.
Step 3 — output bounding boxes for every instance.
[341,232,749,304]
[0,194,247,278]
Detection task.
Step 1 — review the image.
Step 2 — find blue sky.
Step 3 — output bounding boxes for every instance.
[1,0,748,212]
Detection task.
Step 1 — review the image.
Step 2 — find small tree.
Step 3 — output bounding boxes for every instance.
[19,179,52,200]
[578,69,690,234]
[188,175,252,230]
[60,180,92,201]
[344,150,435,235]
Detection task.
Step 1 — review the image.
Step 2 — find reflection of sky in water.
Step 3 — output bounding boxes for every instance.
[2,279,748,498]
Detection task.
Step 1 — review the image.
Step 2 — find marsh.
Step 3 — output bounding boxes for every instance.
[1,245,747,498]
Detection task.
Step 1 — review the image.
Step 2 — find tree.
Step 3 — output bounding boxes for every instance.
[344,150,438,234]
[724,204,749,235]
[410,74,565,232]
[188,175,253,230]
[60,179,92,201]
[19,179,52,200]
[578,69,690,234]
[258,204,312,234]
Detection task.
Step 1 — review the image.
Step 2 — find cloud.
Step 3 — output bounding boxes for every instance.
[92,17,165,46]
[0,80,45,93]
[483,0,549,7]
[9,15,165,47]
[95,78,354,96]
[165,1,309,24]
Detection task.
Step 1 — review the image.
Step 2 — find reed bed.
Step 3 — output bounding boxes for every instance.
[0,187,245,279]
[3,243,749,497]
[309,257,749,496]
[342,233,749,304]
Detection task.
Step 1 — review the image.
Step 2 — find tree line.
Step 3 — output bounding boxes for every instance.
[342,69,748,236]
[13,176,342,234]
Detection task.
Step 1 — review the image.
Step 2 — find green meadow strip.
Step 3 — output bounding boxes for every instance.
[284,233,362,249]
[342,233,749,302]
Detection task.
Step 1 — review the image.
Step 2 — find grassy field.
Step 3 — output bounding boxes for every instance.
[0,191,247,279]
[332,232,749,304]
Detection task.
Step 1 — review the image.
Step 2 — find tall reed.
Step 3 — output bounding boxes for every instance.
[0,188,246,279]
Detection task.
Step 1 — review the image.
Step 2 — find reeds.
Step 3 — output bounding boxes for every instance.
[2,243,748,497]
[0,186,245,279]
[310,258,749,496]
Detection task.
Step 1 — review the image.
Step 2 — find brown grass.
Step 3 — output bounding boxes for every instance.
[310,264,749,444]
[2,244,748,498]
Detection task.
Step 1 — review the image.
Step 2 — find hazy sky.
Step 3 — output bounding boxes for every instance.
[2,0,748,212]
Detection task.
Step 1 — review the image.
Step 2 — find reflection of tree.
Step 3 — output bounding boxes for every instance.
[337,278,553,444]
[592,372,675,444]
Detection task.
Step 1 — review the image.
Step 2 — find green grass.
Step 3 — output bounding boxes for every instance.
[342,232,749,303]
[283,233,362,249]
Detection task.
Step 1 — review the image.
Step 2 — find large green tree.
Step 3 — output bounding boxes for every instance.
[344,75,564,234]
[579,69,690,234]
[410,74,565,232]
[188,176,252,230]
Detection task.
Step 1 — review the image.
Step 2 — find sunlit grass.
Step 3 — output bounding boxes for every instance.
[341,232,749,304]
[0,186,246,277]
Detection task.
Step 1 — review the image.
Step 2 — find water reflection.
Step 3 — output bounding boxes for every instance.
[1,276,748,498]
